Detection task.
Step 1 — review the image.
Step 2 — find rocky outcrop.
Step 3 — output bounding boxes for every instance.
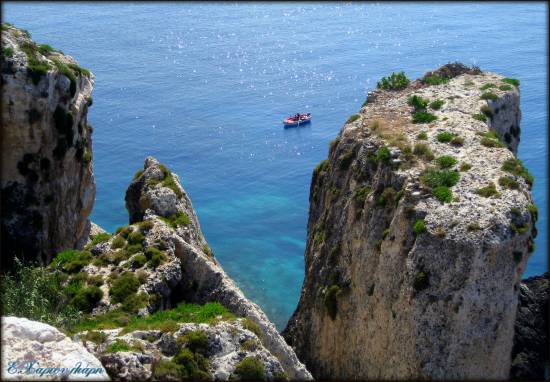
[1,25,95,269]
[511,273,548,379]
[283,64,537,379]
[1,316,108,380]
[66,157,311,380]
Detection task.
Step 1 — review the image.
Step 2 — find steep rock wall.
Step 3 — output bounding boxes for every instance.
[1,25,95,268]
[283,64,536,379]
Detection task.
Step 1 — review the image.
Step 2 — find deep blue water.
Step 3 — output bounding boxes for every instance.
[4,2,547,330]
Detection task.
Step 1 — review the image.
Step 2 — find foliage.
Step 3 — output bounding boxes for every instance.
[436,155,457,169]
[346,114,360,124]
[451,136,464,146]
[423,75,449,85]
[412,111,437,124]
[475,182,500,198]
[436,131,455,143]
[179,330,209,355]
[429,99,444,110]
[127,230,145,245]
[131,254,147,268]
[111,236,127,249]
[498,176,520,190]
[420,169,460,188]
[472,113,487,122]
[70,286,103,313]
[354,185,371,205]
[480,105,493,118]
[459,163,472,172]
[407,95,429,110]
[375,146,391,163]
[417,131,428,140]
[377,71,410,90]
[89,233,112,247]
[432,186,453,203]
[501,158,534,187]
[106,339,132,353]
[161,211,191,229]
[413,219,426,236]
[52,250,92,273]
[314,159,329,176]
[499,84,513,91]
[480,83,496,90]
[502,78,520,87]
[2,47,14,58]
[133,169,144,180]
[324,285,342,320]
[480,92,498,101]
[145,247,167,268]
[109,272,140,304]
[413,143,434,161]
[234,357,265,381]
[202,244,213,257]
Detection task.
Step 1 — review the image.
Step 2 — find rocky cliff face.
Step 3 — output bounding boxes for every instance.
[51,157,311,380]
[511,273,548,379]
[1,25,95,269]
[283,64,537,379]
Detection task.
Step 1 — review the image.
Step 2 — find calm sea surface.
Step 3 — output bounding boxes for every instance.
[4,2,547,330]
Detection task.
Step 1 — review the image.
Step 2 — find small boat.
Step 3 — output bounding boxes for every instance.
[283,113,312,127]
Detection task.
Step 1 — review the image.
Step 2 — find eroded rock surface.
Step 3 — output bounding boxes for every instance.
[283,64,536,379]
[1,316,108,381]
[1,25,95,269]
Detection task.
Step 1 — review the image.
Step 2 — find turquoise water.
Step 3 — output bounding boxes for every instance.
[4,2,547,330]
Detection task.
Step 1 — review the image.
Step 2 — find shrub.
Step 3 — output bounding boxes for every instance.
[53,250,92,273]
[459,163,472,172]
[88,275,104,287]
[106,339,131,353]
[71,286,103,313]
[116,225,133,238]
[436,155,457,169]
[527,204,538,221]
[146,248,167,268]
[121,292,149,314]
[498,176,520,190]
[413,220,426,236]
[430,99,444,110]
[109,272,140,304]
[131,254,147,268]
[89,233,112,247]
[0,259,79,328]
[502,78,520,87]
[433,186,453,203]
[173,348,210,379]
[420,169,460,188]
[475,182,500,198]
[423,75,449,86]
[346,114,360,124]
[138,220,154,232]
[480,105,493,118]
[480,83,496,90]
[413,272,429,291]
[152,359,186,380]
[376,187,396,207]
[501,158,534,187]
[162,174,183,198]
[3,47,14,58]
[202,244,213,257]
[499,84,513,91]
[83,330,107,345]
[436,132,454,143]
[51,59,77,96]
[111,236,126,249]
[324,285,342,320]
[133,169,144,180]
[413,143,434,161]
[234,357,265,381]
[126,243,143,255]
[479,131,504,148]
[127,231,145,245]
[480,92,498,101]
[161,211,191,229]
[314,159,329,176]
[417,131,428,140]
[179,330,209,355]
[473,113,487,122]
[407,95,429,110]
[67,63,91,77]
[354,185,371,205]
[451,136,464,147]
[412,111,437,124]
[159,320,181,333]
[377,71,410,90]
[375,146,391,163]
[467,223,481,231]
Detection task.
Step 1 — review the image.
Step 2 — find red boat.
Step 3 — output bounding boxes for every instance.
[283,113,312,127]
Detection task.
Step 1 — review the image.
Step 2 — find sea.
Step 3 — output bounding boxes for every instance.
[4,2,547,330]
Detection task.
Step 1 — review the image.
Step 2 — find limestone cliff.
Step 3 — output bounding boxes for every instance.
[1,25,95,268]
[283,64,537,379]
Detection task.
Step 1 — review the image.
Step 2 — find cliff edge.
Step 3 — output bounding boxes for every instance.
[1,25,95,269]
[283,64,537,379]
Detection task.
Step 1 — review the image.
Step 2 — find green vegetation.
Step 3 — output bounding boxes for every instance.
[510,223,530,235]
[527,204,538,222]
[202,244,213,257]
[127,230,145,245]
[480,105,493,118]
[37,44,56,55]
[243,318,263,339]
[501,158,534,187]
[430,99,444,110]
[68,301,233,335]
[109,272,140,304]
[324,285,342,320]
[480,92,498,101]
[160,211,191,229]
[152,359,186,380]
[51,59,77,97]
[106,339,132,353]
[82,149,92,164]
[133,169,144,180]
[436,131,455,143]
[420,169,460,188]
[68,63,91,77]
[375,146,391,163]
[131,254,147,268]
[354,185,372,205]
[413,271,429,291]
[407,95,429,110]
[377,71,410,90]
[20,42,51,85]
[413,143,434,161]
[70,286,103,313]
[498,176,520,190]
[433,186,453,203]
[172,348,210,379]
[473,113,487,122]
[178,330,209,354]
[459,163,472,172]
[89,233,111,247]
[234,357,265,381]
[417,131,428,140]
[412,111,437,124]
[2,47,14,58]
[451,136,464,147]
[413,219,426,236]
[162,174,183,198]
[0,259,79,328]
[467,223,481,231]
[82,330,107,345]
[145,247,167,269]
[475,182,500,198]
[423,74,449,86]
[346,114,360,124]
[314,159,329,176]
[111,236,126,249]
[479,131,504,148]
[502,78,520,87]
[480,83,496,90]
[52,250,92,273]
[436,155,457,169]
[376,187,396,207]
[499,84,513,91]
